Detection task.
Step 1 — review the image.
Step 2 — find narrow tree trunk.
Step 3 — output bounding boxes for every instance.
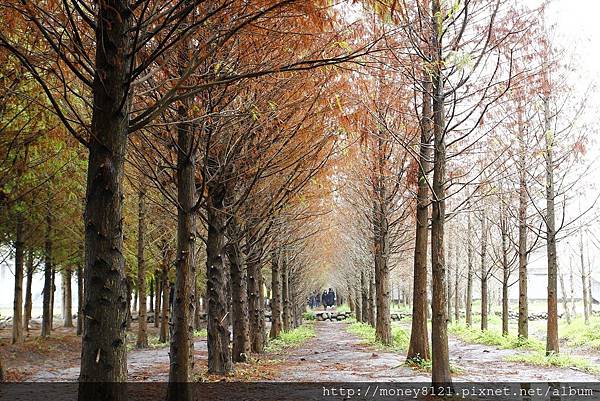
[368,269,375,327]
[454,243,460,323]
[361,270,368,323]
[159,250,170,343]
[136,188,148,349]
[481,215,488,331]
[544,96,559,355]
[270,248,282,339]
[24,249,33,333]
[447,242,453,324]
[559,269,570,325]
[77,260,84,336]
[355,280,363,322]
[149,276,154,314]
[282,254,291,332]
[63,268,73,327]
[517,107,529,338]
[430,0,452,383]
[12,213,24,344]
[466,210,473,327]
[580,229,589,324]
[155,271,161,328]
[42,205,52,338]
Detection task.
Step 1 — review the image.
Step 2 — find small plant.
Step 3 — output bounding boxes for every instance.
[265,322,316,353]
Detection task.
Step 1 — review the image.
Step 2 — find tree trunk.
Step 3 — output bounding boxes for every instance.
[447,242,453,324]
[270,248,282,339]
[480,215,488,331]
[159,250,170,343]
[580,229,589,324]
[63,268,73,327]
[282,254,291,332]
[226,220,250,363]
[354,280,362,322]
[517,107,529,338]
[501,214,509,336]
[168,110,198,394]
[368,269,375,327]
[155,271,161,328]
[559,269,570,325]
[205,167,232,374]
[12,213,24,344]
[430,0,452,384]
[78,3,132,398]
[136,188,148,349]
[246,235,265,353]
[149,276,154,314]
[24,249,33,333]
[544,96,559,355]
[77,260,84,336]
[466,209,473,327]
[42,204,52,338]
[361,270,368,323]
[454,243,460,323]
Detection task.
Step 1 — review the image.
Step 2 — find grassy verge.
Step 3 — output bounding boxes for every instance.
[560,318,600,350]
[265,322,316,353]
[346,321,409,352]
[506,351,599,374]
[449,323,544,351]
[194,328,207,338]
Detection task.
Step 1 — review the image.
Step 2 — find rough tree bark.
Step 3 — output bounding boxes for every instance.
[226,218,250,363]
[77,2,133,399]
[206,160,232,374]
[246,232,265,353]
[500,209,510,336]
[368,269,375,327]
[430,0,452,384]
[361,270,369,323]
[155,270,161,328]
[136,187,148,349]
[77,260,84,336]
[159,244,170,343]
[517,108,529,338]
[480,215,488,331]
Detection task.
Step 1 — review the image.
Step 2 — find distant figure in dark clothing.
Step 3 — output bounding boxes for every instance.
[321,290,328,309]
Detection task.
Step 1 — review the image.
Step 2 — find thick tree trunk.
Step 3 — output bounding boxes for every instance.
[226,221,250,363]
[544,96,559,355]
[136,188,148,349]
[430,0,452,384]
[12,213,24,344]
[78,3,132,399]
[24,249,33,333]
[206,168,232,374]
[270,249,282,339]
[517,110,529,338]
[282,254,291,332]
[63,268,73,327]
[42,205,52,338]
[466,210,473,327]
[168,112,197,395]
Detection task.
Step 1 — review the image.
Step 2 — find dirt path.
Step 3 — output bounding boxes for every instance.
[271,321,599,382]
[26,340,208,382]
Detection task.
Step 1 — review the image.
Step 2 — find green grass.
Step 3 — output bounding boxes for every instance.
[347,321,409,352]
[506,351,599,374]
[265,322,316,353]
[449,323,544,351]
[302,311,316,321]
[560,318,600,350]
[194,328,207,338]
